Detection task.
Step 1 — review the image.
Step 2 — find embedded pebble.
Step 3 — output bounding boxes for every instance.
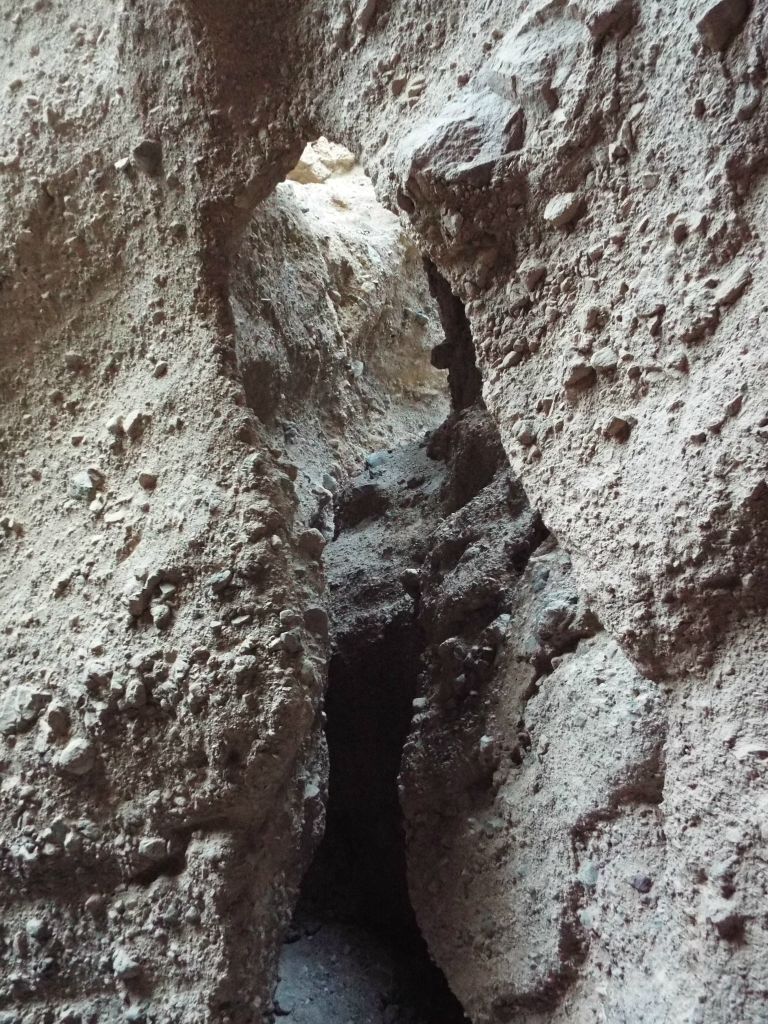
[280,629,304,654]
[515,420,536,446]
[603,414,636,441]
[543,193,584,228]
[714,265,752,308]
[564,361,596,389]
[138,471,158,490]
[298,529,327,560]
[138,837,167,861]
[151,603,173,630]
[630,873,653,894]
[696,0,750,51]
[112,948,142,980]
[55,738,96,777]
[69,470,101,501]
[207,569,234,594]
[123,410,146,440]
[303,605,329,636]
[591,347,618,373]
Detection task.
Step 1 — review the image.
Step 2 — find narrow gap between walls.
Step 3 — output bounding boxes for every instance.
[234,137,494,1023]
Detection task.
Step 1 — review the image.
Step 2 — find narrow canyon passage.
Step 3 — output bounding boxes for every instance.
[274,502,469,1022]
[253,139,547,1023]
[234,139,470,1021]
[269,279,545,1023]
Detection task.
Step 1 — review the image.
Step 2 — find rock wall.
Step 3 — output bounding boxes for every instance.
[1,1,768,1022]
[0,17,439,1015]
[305,5,768,1020]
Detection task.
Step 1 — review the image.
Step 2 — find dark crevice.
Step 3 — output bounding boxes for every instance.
[273,266,480,1023]
[286,605,468,1023]
[424,260,482,412]
[308,617,423,939]
[269,186,550,1023]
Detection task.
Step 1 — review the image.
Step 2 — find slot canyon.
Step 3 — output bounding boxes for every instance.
[1,3,767,1023]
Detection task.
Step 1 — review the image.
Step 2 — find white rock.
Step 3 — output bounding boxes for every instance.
[0,686,45,736]
[106,414,124,436]
[55,738,95,777]
[519,260,547,292]
[591,347,619,373]
[138,837,167,860]
[123,410,146,439]
[543,193,583,228]
[714,265,752,307]
[112,948,142,980]
[124,680,147,709]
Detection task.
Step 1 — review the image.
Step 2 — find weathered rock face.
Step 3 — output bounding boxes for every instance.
[402,539,666,1022]
[0,58,440,1023]
[2,1,768,1022]
[0,6,323,1018]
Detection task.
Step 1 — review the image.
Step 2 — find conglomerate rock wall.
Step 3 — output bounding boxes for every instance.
[1,1,767,1022]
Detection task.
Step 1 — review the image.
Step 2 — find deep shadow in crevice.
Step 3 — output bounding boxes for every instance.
[424,260,482,412]
[293,606,469,1024]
